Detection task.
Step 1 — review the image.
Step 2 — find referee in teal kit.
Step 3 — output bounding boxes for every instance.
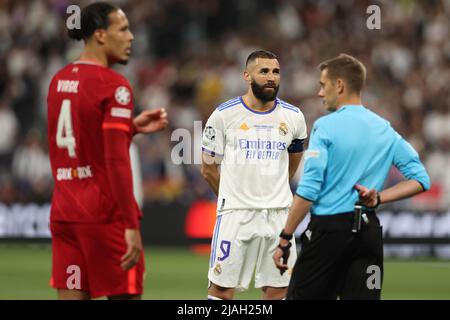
[273,54,430,300]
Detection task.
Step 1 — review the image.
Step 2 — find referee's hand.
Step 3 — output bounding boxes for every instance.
[355,184,378,208]
[273,240,290,275]
[121,229,143,270]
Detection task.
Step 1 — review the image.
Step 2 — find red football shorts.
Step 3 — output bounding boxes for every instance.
[50,220,145,298]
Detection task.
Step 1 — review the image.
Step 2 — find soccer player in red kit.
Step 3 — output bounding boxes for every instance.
[47,2,168,300]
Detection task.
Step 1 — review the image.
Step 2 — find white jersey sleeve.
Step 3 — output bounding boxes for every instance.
[294,111,308,141]
[287,108,308,153]
[202,109,225,158]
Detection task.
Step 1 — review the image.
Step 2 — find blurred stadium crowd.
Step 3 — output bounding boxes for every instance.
[0,0,448,211]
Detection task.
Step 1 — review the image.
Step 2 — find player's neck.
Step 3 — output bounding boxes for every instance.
[78,45,109,68]
[242,93,276,112]
[336,95,362,110]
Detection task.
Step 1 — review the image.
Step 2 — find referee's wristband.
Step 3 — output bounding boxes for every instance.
[279,229,293,241]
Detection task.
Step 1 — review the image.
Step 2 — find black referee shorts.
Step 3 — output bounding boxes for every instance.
[287,212,383,300]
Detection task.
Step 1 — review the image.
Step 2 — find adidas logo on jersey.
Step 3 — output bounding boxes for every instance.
[239,123,250,130]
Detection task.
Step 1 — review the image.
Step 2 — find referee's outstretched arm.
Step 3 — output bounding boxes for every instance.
[355,179,426,208]
[273,195,311,272]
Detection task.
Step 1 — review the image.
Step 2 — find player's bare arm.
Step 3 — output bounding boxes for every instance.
[201,153,221,196]
[273,195,311,273]
[133,108,168,134]
[288,152,303,180]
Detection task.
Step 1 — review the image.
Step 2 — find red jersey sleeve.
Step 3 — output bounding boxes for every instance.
[102,80,141,228]
[103,82,135,135]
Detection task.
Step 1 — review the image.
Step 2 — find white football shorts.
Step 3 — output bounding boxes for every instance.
[208,208,297,291]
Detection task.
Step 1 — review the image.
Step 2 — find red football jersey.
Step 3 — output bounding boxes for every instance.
[47,61,141,226]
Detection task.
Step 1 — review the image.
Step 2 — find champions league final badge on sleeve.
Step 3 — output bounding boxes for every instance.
[279,122,288,136]
[115,86,131,105]
[205,126,216,141]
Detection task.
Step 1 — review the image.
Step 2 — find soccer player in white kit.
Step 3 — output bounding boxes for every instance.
[201,50,308,300]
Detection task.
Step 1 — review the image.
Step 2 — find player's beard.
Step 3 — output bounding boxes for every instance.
[117,50,130,65]
[108,56,129,66]
[251,80,279,103]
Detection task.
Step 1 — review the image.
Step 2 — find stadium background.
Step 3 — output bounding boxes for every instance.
[0,0,449,299]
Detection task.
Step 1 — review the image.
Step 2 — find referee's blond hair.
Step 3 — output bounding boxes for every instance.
[319,54,366,94]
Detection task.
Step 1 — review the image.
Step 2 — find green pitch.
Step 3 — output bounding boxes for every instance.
[0,244,449,300]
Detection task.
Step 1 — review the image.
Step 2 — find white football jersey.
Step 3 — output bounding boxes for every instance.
[202,96,307,213]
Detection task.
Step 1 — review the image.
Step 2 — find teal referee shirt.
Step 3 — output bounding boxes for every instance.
[296,105,430,215]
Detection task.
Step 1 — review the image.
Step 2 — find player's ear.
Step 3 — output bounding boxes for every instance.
[243,70,251,84]
[93,29,107,45]
[336,78,345,94]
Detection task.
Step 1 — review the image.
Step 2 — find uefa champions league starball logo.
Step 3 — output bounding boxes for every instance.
[115,86,131,105]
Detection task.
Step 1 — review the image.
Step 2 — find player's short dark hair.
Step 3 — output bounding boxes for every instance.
[319,54,367,94]
[245,50,278,67]
[68,2,119,41]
